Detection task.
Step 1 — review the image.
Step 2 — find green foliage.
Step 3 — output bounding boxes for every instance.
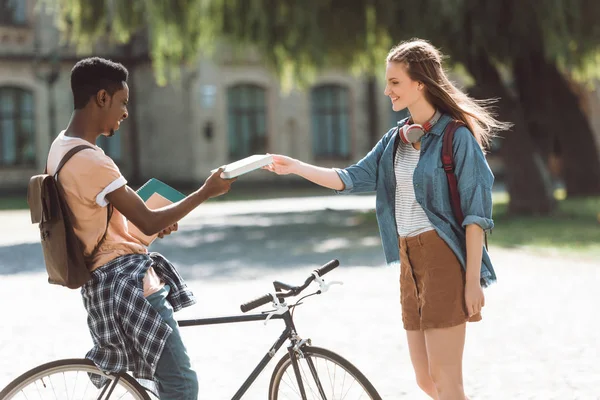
[43,0,600,86]
[44,0,397,87]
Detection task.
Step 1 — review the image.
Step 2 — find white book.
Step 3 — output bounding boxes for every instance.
[212,154,274,179]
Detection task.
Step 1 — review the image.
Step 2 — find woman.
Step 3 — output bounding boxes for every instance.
[264,39,510,399]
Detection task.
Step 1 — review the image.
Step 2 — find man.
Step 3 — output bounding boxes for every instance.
[46,57,234,399]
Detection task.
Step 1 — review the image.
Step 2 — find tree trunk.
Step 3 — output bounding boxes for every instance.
[464,51,556,215]
[513,53,600,196]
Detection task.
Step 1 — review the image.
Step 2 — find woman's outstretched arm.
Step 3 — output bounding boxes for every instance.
[263,154,345,191]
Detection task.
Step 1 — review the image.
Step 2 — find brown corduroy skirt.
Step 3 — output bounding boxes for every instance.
[399,230,482,331]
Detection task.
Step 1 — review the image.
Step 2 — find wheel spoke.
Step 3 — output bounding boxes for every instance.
[70,371,78,400]
[32,380,41,400]
[63,371,70,400]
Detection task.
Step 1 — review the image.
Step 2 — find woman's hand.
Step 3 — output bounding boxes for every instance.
[262,154,298,175]
[464,278,485,317]
[157,222,178,239]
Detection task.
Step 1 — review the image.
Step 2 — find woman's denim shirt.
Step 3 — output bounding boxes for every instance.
[335,114,496,287]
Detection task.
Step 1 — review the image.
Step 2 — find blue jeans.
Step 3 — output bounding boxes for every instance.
[146,285,199,399]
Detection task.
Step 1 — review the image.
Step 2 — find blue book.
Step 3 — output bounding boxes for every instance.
[128,179,186,246]
[136,178,186,203]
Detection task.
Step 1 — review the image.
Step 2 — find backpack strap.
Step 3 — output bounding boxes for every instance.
[442,120,489,250]
[91,203,113,259]
[48,144,113,257]
[46,144,95,177]
[441,120,466,225]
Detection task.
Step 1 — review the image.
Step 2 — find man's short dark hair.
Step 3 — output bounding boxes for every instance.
[71,57,128,110]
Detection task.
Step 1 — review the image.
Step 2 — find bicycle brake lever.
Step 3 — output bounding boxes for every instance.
[265,293,288,325]
[311,271,343,293]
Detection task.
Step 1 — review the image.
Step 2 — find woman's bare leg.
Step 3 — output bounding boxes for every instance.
[406,330,438,399]
[424,323,467,400]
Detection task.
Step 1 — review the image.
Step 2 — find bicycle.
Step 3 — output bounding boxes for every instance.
[0,259,382,400]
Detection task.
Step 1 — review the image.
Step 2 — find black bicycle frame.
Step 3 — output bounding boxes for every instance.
[177,309,307,400]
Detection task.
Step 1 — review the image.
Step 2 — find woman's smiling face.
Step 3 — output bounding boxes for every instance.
[383,61,423,112]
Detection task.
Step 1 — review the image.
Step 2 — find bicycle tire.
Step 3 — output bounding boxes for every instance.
[268,345,382,400]
[0,358,151,400]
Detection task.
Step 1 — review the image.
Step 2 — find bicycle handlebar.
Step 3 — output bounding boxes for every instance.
[240,259,340,313]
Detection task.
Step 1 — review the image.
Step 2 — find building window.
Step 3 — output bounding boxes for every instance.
[311,85,350,158]
[227,84,267,159]
[0,0,27,25]
[97,135,122,162]
[0,87,35,166]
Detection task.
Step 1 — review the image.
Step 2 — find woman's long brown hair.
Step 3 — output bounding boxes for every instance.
[387,39,511,150]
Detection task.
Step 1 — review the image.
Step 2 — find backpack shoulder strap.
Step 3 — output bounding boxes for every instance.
[49,144,112,257]
[442,121,489,250]
[48,144,95,177]
[441,120,466,225]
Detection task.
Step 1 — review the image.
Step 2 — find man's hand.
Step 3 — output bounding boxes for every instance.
[201,168,236,199]
[157,222,178,239]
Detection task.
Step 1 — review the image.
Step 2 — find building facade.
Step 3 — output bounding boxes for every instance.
[2,1,599,192]
[0,1,410,191]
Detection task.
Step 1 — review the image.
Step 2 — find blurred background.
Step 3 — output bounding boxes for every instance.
[0,0,598,204]
[1,0,599,252]
[0,1,599,398]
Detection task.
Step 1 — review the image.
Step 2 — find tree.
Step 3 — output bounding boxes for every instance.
[510,0,600,196]
[422,0,600,198]
[45,0,600,211]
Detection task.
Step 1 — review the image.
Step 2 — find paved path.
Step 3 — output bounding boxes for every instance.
[0,195,598,399]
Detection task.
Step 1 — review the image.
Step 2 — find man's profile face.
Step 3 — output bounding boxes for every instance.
[99,82,129,137]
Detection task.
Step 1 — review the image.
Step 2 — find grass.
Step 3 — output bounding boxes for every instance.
[0,195,28,210]
[490,194,600,259]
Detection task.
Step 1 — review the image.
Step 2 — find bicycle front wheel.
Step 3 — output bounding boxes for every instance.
[0,358,151,400]
[269,346,382,400]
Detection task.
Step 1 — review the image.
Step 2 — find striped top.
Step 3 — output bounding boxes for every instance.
[394,142,435,237]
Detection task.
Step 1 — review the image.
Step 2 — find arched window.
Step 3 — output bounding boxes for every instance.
[227,84,267,159]
[0,87,35,166]
[311,85,350,158]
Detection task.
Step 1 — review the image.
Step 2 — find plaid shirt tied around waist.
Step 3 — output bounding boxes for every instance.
[81,252,196,387]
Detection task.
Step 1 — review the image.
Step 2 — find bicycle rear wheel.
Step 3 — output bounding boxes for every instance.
[269,346,382,400]
[0,358,151,400]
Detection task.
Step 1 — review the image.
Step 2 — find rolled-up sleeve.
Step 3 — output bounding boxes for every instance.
[334,168,356,193]
[334,128,395,195]
[452,127,495,230]
[459,185,495,230]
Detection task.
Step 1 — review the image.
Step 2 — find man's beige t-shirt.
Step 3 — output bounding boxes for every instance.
[47,132,163,296]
